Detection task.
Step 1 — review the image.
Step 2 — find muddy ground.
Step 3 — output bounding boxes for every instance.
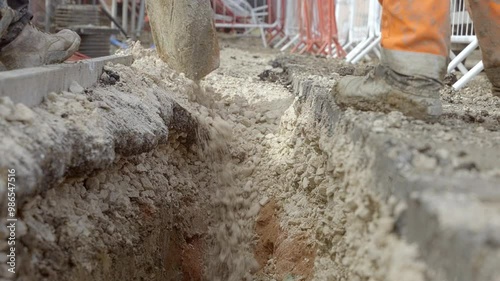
[0,37,499,281]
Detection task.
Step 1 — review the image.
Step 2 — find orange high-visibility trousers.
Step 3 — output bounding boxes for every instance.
[380,0,500,71]
[381,1,451,57]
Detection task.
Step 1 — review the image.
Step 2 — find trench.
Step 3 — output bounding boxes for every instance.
[12,46,432,281]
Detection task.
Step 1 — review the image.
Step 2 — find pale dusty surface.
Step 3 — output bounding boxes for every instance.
[0,37,499,281]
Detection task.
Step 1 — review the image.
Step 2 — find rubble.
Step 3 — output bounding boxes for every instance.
[0,40,499,281]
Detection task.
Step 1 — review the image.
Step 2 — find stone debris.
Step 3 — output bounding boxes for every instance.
[1,39,499,281]
[5,103,35,123]
[69,80,85,94]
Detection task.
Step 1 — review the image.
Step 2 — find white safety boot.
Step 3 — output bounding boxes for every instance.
[0,23,80,70]
[334,49,445,121]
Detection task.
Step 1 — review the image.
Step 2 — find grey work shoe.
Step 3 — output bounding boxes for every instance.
[0,23,80,70]
[333,65,443,121]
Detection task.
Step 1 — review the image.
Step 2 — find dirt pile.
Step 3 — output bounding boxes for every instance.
[5,40,499,281]
[273,52,500,281]
[3,44,258,281]
[201,46,440,280]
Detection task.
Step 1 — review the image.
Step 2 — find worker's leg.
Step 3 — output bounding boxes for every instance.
[0,0,80,70]
[334,0,450,120]
[467,0,500,96]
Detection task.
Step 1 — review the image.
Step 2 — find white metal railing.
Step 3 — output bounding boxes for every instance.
[344,0,381,62]
[276,0,300,51]
[277,0,345,57]
[105,0,146,39]
[448,0,482,89]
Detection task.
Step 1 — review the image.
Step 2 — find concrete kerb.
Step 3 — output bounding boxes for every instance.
[284,63,500,281]
[0,55,134,107]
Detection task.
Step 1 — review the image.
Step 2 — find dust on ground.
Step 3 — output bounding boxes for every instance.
[1,36,499,281]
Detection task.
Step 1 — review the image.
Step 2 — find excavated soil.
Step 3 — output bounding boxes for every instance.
[1,37,499,281]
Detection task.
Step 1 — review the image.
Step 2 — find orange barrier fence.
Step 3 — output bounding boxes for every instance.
[211,0,345,57]
[290,0,346,57]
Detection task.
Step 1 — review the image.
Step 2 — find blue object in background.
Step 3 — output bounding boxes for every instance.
[110,35,156,50]
[110,36,129,49]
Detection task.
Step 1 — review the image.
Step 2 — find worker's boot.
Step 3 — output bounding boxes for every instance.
[334,0,450,120]
[334,66,443,120]
[0,23,80,70]
[466,1,500,97]
[334,50,444,120]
